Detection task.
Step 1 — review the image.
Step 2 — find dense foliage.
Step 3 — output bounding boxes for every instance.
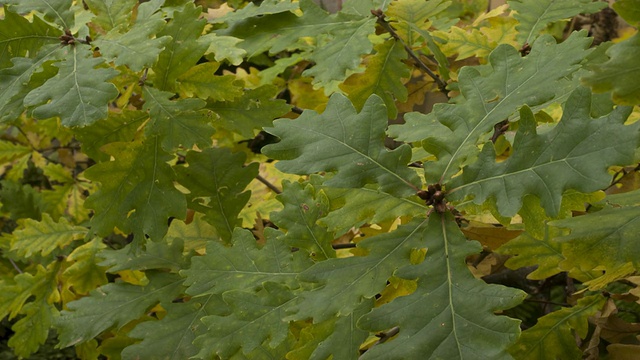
[0,0,639,358]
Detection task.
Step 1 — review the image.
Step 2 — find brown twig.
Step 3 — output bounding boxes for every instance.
[371,9,449,97]
[256,174,282,194]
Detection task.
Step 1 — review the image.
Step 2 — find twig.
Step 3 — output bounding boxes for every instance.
[371,9,449,97]
[256,174,282,194]
[373,326,400,346]
[9,259,23,274]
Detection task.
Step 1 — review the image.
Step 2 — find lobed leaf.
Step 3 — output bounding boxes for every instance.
[7,213,87,258]
[4,0,75,30]
[358,213,525,359]
[84,0,137,31]
[263,94,421,197]
[0,7,59,68]
[23,45,119,127]
[447,87,638,217]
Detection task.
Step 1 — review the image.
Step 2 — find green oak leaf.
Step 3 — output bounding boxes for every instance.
[9,300,57,358]
[358,213,525,359]
[175,148,258,242]
[613,0,640,25]
[218,0,375,87]
[7,213,87,258]
[207,84,290,138]
[4,0,75,30]
[23,45,118,127]
[509,294,605,359]
[0,141,30,163]
[582,32,640,105]
[263,94,421,197]
[194,282,295,359]
[84,0,137,31]
[319,186,427,235]
[142,87,214,151]
[390,32,593,184]
[288,219,429,323]
[200,34,247,66]
[83,138,187,242]
[0,7,59,67]
[551,204,640,281]
[182,228,312,297]
[152,3,208,91]
[94,12,171,71]
[497,227,566,280]
[74,109,146,162]
[340,39,410,119]
[508,0,606,45]
[121,297,222,360]
[447,87,638,217]
[99,238,189,273]
[0,45,61,123]
[177,62,243,101]
[62,238,108,295]
[56,272,184,347]
[271,181,335,260]
[213,0,299,24]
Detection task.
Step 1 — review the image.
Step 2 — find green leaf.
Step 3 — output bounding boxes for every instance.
[9,300,57,358]
[194,282,295,359]
[319,186,427,235]
[23,45,119,127]
[219,0,376,87]
[56,272,184,347]
[177,62,243,101]
[289,219,429,322]
[5,0,75,29]
[0,7,60,68]
[340,40,409,119]
[175,148,258,242]
[508,0,606,45]
[213,0,299,24]
[182,228,312,297]
[84,0,137,31]
[94,13,171,71]
[62,238,108,294]
[447,87,638,217]
[152,3,208,91]
[207,84,290,138]
[271,181,335,260]
[74,110,146,162]
[121,297,220,360]
[0,141,31,163]
[142,87,214,151]
[263,94,421,197]
[7,213,87,258]
[613,0,640,25]
[582,32,640,105]
[497,227,566,280]
[84,138,187,242]
[0,180,44,220]
[99,238,190,273]
[200,34,247,66]
[0,45,61,123]
[509,294,605,359]
[551,204,640,281]
[391,32,593,183]
[358,213,525,359]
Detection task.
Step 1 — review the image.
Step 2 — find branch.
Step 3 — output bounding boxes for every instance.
[256,174,282,194]
[371,9,449,97]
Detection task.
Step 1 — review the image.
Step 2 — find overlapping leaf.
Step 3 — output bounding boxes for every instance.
[182,228,312,297]
[4,0,75,29]
[270,181,335,260]
[263,94,421,197]
[84,0,137,31]
[218,0,376,87]
[62,238,108,294]
[177,62,243,101]
[613,0,640,25]
[56,272,184,347]
[0,7,59,67]
[390,32,593,183]
[508,0,606,45]
[340,40,409,119]
[288,219,428,323]
[83,138,186,242]
[358,213,525,359]
[142,87,214,151]
[175,148,258,242]
[99,239,190,273]
[23,45,118,127]
[583,32,640,105]
[152,3,208,91]
[447,87,638,217]
[74,110,146,162]
[509,294,605,359]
